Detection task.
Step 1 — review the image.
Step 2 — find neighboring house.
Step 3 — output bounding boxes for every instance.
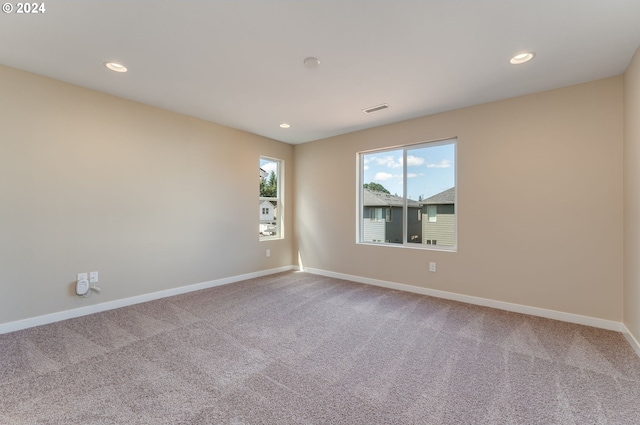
[362,188,422,244]
[259,167,268,180]
[259,200,277,235]
[420,187,455,247]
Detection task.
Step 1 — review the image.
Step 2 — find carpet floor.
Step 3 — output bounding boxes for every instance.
[1,271,639,424]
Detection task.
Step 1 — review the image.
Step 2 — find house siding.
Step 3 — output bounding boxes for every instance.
[363,219,385,242]
[422,205,455,247]
[362,205,422,244]
[407,207,422,243]
[385,207,404,244]
[259,200,275,221]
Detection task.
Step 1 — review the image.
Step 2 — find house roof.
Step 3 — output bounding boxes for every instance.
[363,189,420,208]
[421,188,455,205]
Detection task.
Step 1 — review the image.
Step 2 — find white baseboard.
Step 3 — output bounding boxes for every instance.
[4,264,636,358]
[0,266,294,335]
[622,324,640,358]
[303,267,625,333]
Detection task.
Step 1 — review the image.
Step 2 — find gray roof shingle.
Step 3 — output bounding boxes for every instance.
[421,187,455,205]
[363,188,420,207]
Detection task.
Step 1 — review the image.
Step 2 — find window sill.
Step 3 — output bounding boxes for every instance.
[357,241,457,252]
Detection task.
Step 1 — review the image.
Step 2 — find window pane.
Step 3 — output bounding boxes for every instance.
[358,139,455,249]
[260,159,278,197]
[406,143,455,247]
[260,157,282,240]
[361,150,404,244]
[427,205,437,222]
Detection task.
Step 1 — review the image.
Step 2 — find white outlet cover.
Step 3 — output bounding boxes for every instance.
[89,271,99,283]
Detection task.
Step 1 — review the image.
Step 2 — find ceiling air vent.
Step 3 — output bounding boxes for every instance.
[362,103,390,114]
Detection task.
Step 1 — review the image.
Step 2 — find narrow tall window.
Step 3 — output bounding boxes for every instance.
[260,157,283,240]
[358,139,456,250]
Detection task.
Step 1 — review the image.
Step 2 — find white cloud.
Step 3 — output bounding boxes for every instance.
[406,155,425,166]
[376,155,402,168]
[363,165,369,171]
[374,172,394,181]
[407,173,419,178]
[426,159,452,169]
[261,162,278,173]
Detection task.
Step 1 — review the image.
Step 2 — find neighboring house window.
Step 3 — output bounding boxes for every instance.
[260,156,283,240]
[427,205,437,222]
[358,138,456,250]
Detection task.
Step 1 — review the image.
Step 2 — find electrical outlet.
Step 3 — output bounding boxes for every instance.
[77,272,88,282]
[429,262,436,272]
[89,271,99,283]
[266,249,271,258]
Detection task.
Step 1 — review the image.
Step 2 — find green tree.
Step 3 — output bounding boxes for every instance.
[363,182,390,193]
[260,171,277,197]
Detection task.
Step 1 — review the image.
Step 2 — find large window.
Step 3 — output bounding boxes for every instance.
[358,139,456,250]
[260,156,283,240]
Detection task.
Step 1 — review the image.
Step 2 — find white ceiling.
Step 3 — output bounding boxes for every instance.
[2,1,640,144]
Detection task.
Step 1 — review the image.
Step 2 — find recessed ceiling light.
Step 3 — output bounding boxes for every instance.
[279,123,291,129]
[509,52,535,65]
[303,57,320,69]
[104,62,127,73]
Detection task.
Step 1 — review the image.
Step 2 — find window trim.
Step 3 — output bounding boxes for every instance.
[356,138,457,251]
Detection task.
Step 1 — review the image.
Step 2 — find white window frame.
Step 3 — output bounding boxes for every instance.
[356,138,457,251]
[260,156,284,241]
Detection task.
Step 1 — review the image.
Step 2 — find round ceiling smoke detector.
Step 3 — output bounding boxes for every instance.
[303,57,320,69]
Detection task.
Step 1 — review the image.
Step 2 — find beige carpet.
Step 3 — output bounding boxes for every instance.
[1,271,639,424]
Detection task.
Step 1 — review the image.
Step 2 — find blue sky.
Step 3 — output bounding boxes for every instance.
[362,142,455,200]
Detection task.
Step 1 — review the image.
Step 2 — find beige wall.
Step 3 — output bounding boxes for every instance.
[624,47,640,341]
[0,65,293,325]
[294,77,624,321]
[0,62,629,328]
